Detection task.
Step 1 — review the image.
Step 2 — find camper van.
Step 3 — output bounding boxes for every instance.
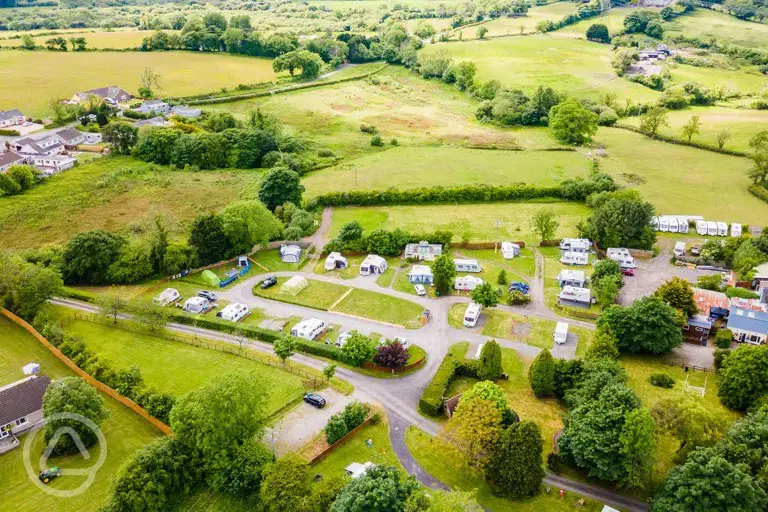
[674,241,687,258]
[706,221,718,236]
[560,252,589,266]
[717,222,728,237]
[668,217,679,233]
[659,217,670,232]
[696,220,708,236]
[731,223,742,237]
[607,248,636,269]
[463,302,482,328]
[677,217,689,234]
[554,322,569,345]
[219,303,250,322]
[290,319,326,341]
[454,259,482,273]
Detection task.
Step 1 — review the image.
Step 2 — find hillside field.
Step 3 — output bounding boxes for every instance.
[0,30,177,49]
[663,8,768,49]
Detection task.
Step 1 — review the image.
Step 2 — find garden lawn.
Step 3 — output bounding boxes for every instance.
[332,288,424,327]
[312,254,399,281]
[0,315,162,512]
[303,147,590,196]
[0,50,280,117]
[253,277,350,310]
[329,203,591,244]
[0,30,180,49]
[663,7,768,49]
[482,308,556,349]
[50,311,307,417]
[0,156,263,251]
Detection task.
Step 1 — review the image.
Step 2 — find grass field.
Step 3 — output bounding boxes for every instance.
[0,30,179,49]
[419,35,661,102]
[663,8,768,49]
[303,147,591,196]
[553,6,641,38]
[332,288,425,327]
[667,62,767,94]
[620,106,768,153]
[448,303,556,348]
[0,315,162,512]
[329,202,592,244]
[0,157,263,251]
[253,277,350,310]
[0,50,279,116]
[594,127,768,223]
[52,313,307,417]
[461,2,577,38]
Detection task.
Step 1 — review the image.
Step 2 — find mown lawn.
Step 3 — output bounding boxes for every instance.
[251,249,309,272]
[447,304,555,348]
[458,247,537,279]
[0,316,162,512]
[253,276,350,310]
[51,311,307,417]
[0,50,280,116]
[333,288,425,328]
[329,203,591,244]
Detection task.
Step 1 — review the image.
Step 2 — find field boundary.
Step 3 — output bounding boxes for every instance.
[1,308,172,435]
[612,123,750,157]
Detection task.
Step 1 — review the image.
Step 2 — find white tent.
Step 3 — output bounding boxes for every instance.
[281,275,309,296]
[280,244,302,263]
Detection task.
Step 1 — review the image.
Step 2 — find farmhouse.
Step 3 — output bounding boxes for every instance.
[0,374,51,450]
[360,254,388,276]
[692,287,729,319]
[455,275,483,291]
[135,116,171,128]
[727,305,768,345]
[501,242,520,259]
[171,105,202,118]
[404,240,442,261]
[69,85,132,105]
[557,270,586,288]
[324,252,348,271]
[0,151,26,173]
[454,258,481,273]
[408,265,434,284]
[136,99,170,115]
[280,244,302,263]
[559,286,592,307]
[0,109,25,128]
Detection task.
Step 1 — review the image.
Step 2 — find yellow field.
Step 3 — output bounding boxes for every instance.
[0,30,180,49]
[0,50,280,117]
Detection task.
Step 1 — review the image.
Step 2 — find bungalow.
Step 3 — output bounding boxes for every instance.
[54,128,85,147]
[0,374,51,448]
[404,241,442,261]
[12,135,64,156]
[558,286,592,307]
[280,245,302,263]
[324,252,348,271]
[31,154,76,175]
[69,85,132,105]
[0,152,26,173]
[557,270,586,288]
[408,265,434,285]
[171,105,202,118]
[455,275,483,291]
[0,109,25,128]
[135,116,172,128]
[360,254,387,276]
[136,99,170,115]
[684,315,713,345]
[454,258,481,273]
[727,306,768,345]
[501,242,520,259]
[692,287,729,319]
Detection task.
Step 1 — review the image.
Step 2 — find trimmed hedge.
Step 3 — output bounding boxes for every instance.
[749,184,768,205]
[418,355,479,416]
[0,128,20,136]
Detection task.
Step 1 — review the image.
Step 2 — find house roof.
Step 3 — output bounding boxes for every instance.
[754,263,768,280]
[0,151,25,167]
[687,315,713,329]
[692,287,729,315]
[55,128,82,142]
[171,105,202,117]
[0,375,51,426]
[78,85,131,101]
[727,307,768,334]
[135,116,169,127]
[144,99,168,106]
[0,109,24,121]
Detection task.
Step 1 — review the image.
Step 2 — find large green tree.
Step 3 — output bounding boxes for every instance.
[598,297,683,354]
[219,200,282,254]
[272,50,324,78]
[747,130,768,184]
[42,377,109,455]
[331,465,420,512]
[548,99,599,145]
[531,209,559,242]
[440,393,504,468]
[528,349,556,397]
[258,167,305,211]
[188,214,230,265]
[0,253,62,320]
[340,330,376,366]
[477,339,503,381]
[470,283,499,308]
[580,190,656,250]
[717,345,768,411]
[61,229,127,284]
[261,454,312,512]
[619,407,655,489]
[431,254,455,296]
[585,324,619,361]
[485,420,544,499]
[101,122,138,154]
[655,277,698,318]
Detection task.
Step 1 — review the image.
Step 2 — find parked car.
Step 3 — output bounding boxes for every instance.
[689,245,701,256]
[198,290,218,302]
[414,284,426,296]
[508,281,530,294]
[621,268,635,276]
[260,276,278,289]
[304,393,326,408]
[39,467,62,484]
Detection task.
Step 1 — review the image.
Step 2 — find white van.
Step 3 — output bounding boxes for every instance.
[554,322,569,345]
[731,223,742,237]
[706,221,718,236]
[219,303,250,322]
[463,302,481,328]
[659,217,669,232]
[696,220,708,236]
[674,241,687,257]
[454,259,482,273]
[677,217,689,234]
[291,319,326,341]
[717,222,728,237]
[668,217,679,233]
[560,251,589,266]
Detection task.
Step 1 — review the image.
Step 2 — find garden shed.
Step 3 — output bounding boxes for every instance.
[281,275,309,296]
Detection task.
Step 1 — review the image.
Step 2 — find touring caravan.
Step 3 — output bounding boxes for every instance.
[677,217,689,234]
[454,259,482,273]
[154,288,180,306]
[455,276,484,291]
[554,322,569,345]
[463,303,482,328]
[290,319,326,340]
[607,248,636,269]
[674,242,687,257]
[360,254,388,276]
[219,303,250,322]
[659,217,669,232]
[706,221,718,236]
[183,296,210,313]
[696,220,708,236]
[731,223,742,237]
[668,217,679,233]
[560,252,589,266]
[717,222,728,237]
[559,238,590,253]
[501,242,521,259]
[558,286,592,306]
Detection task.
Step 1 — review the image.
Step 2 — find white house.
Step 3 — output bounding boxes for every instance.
[559,286,592,306]
[54,128,85,147]
[290,318,326,340]
[360,254,387,276]
[557,270,586,288]
[454,259,481,273]
[153,288,180,306]
[31,155,75,175]
[455,275,484,291]
[559,238,590,252]
[171,105,202,118]
[404,241,442,261]
[324,252,349,271]
[560,252,589,266]
[12,135,64,156]
[0,109,25,128]
[408,265,434,285]
[0,374,51,448]
[136,99,170,115]
[0,152,26,173]
[219,303,250,322]
[183,296,210,313]
[280,245,302,263]
[501,242,520,259]
[727,306,768,345]
[69,85,132,105]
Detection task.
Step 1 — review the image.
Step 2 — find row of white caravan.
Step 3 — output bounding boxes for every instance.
[651,216,690,234]
[652,217,742,237]
[694,220,741,237]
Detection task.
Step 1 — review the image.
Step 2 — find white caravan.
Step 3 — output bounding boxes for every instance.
[706,221,718,236]
[454,259,482,273]
[731,223,742,237]
[674,242,687,257]
[290,319,326,340]
[668,217,679,233]
[659,217,669,232]
[554,322,569,345]
[219,303,250,322]
[696,220,708,236]
[677,217,689,234]
[560,252,589,266]
[717,222,728,236]
[463,302,482,328]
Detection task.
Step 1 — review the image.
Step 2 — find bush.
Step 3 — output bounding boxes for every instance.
[0,128,20,136]
[317,148,335,158]
[507,291,531,305]
[360,124,377,134]
[419,356,456,416]
[325,414,349,444]
[648,372,675,388]
[715,328,733,349]
[325,401,370,444]
[370,135,384,147]
[714,348,731,371]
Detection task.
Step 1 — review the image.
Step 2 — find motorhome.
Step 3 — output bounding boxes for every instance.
[677,217,689,234]
[659,217,669,232]
[219,303,250,322]
[559,238,590,253]
[717,222,728,237]
[454,259,482,273]
[731,223,742,237]
[463,302,482,328]
[560,251,589,266]
[674,241,687,258]
[554,322,569,345]
[290,319,326,341]
[607,248,636,269]
[668,217,679,233]
[706,221,718,236]
[696,220,708,236]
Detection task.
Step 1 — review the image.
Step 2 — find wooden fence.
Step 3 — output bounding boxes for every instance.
[1,308,171,435]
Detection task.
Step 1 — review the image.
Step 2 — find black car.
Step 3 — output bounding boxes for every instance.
[261,276,278,289]
[304,393,326,408]
[198,290,218,302]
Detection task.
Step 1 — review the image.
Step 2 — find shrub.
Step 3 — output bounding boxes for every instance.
[714,348,731,371]
[390,138,398,146]
[507,291,531,305]
[371,135,384,146]
[648,372,675,388]
[325,414,349,444]
[477,340,503,381]
[373,340,409,368]
[529,349,556,397]
[342,401,369,430]
[0,128,20,136]
[715,328,733,349]
[360,124,377,134]
[317,148,335,157]
[419,356,456,416]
